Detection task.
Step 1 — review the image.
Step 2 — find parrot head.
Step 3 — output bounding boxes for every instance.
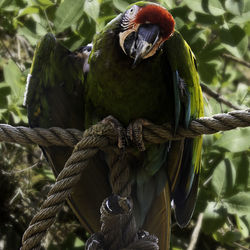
[119,2,175,66]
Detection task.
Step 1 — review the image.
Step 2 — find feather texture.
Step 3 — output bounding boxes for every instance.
[26,3,203,250]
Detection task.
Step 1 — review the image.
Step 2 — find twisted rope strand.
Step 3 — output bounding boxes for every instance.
[142,109,250,144]
[0,124,82,146]
[0,110,249,147]
[1,109,248,249]
[21,124,115,250]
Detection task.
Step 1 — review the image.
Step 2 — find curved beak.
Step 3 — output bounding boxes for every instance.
[127,24,160,67]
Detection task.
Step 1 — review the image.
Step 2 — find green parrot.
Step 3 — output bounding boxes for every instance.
[25,1,204,249]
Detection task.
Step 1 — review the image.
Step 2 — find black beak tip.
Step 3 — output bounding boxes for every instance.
[132,55,143,69]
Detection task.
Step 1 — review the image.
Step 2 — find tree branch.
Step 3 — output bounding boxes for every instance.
[201,83,242,110]
[222,53,250,68]
[233,242,250,250]
[0,38,24,72]
[187,213,204,250]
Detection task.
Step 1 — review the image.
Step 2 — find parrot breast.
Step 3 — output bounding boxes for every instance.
[86,22,174,127]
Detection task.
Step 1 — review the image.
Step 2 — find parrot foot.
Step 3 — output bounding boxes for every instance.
[127,118,150,152]
[101,115,128,149]
[85,232,104,250]
[137,230,159,243]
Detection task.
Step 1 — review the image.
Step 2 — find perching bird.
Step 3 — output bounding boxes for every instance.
[24,2,204,249]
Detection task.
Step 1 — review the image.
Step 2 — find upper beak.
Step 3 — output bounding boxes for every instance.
[129,23,160,67]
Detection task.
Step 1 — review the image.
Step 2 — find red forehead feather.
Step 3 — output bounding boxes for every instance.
[135,5,175,40]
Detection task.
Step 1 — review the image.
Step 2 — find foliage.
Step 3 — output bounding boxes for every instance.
[0,0,249,249]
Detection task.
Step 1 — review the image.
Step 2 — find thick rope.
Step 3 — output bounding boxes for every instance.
[0,109,249,147]
[21,123,115,250]
[0,125,82,146]
[21,121,159,249]
[108,153,132,197]
[1,109,248,249]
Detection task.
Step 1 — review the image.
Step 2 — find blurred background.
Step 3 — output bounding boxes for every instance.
[0,0,249,249]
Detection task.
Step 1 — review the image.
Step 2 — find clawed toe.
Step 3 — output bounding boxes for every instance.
[101,116,149,152]
[101,115,128,149]
[127,118,150,151]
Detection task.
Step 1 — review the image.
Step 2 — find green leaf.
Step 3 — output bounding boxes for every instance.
[179,26,206,53]
[185,0,225,16]
[113,0,129,12]
[84,0,100,22]
[245,22,250,36]
[74,237,84,247]
[207,0,225,16]
[195,12,218,25]
[160,0,176,9]
[214,128,250,152]
[54,0,84,32]
[0,84,11,108]
[243,1,250,12]
[198,42,225,62]
[214,230,242,245]
[73,13,96,42]
[235,83,249,106]
[233,153,250,192]
[223,192,250,216]
[231,12,250,24]
[211,158,236,197]
[236,215,249,238]
[225,0,244,16]
[219,25,248,57]
[202,202,227,234]
[0,108,8,121]
[61,35,86,51]
[241,214,250,235]
[0,0,12,8]
[17,6,40,17]
[198,61,218,84]
[171,6,190,22]
[180,26,206,45]
[174,17,185,30]
[184,0,206,14]
[32,0,54,10]
[220,25,245,46]
[18,23,46,45]
[9,110,21,124]
[43,169,55,181]
[3,60,25,106]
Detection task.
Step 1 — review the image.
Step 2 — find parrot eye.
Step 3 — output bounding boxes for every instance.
[127,5,139,19]
[121,5,139,30]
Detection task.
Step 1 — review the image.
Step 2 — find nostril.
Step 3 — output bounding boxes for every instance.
[146,45,151,51]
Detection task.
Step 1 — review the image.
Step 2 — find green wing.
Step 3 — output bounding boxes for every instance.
[25,34,111,233]
[25,33,85,129]
[163,31,204,227]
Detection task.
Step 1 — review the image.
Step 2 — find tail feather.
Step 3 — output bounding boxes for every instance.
[174,173,199,227]
[143,182,171,250]
[173,138,199,227]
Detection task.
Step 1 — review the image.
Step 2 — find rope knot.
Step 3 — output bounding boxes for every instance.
[15,110,250,249]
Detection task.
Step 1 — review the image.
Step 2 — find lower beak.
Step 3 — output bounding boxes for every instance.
[130,23,160,67]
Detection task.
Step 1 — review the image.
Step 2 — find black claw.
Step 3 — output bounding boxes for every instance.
[127,119,147,151]
[85,233,104,250]
[101,115,128,149]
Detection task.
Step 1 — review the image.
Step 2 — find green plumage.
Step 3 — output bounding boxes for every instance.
[25,2,204,249]
[85,16,173,127]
